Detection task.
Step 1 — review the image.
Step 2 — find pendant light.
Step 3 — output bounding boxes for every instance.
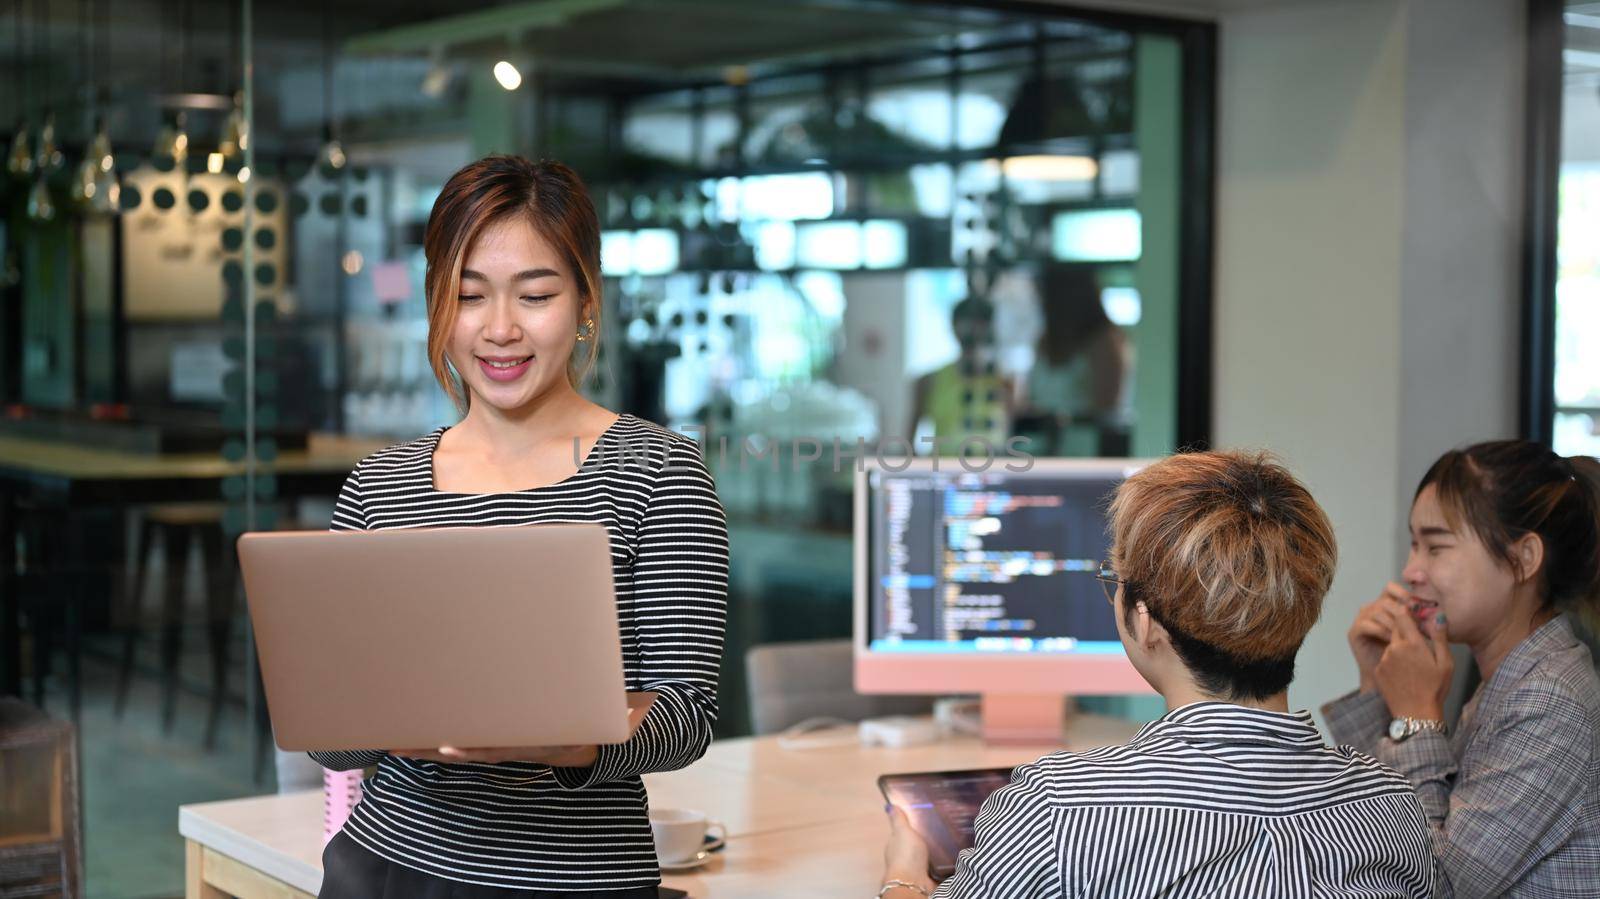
[420,44,452,99]
[153,109,188,171]
[26,173,54,220]
[317,6,344,175]
[319,125,345,172]
[5,123,29,176]
[72,0,101,207]
[7,1,31,178]
[73,114,115,209]
[31,0,59,173]
[72,151,95,203]
[217,3,245,163]
[33,111,59,172]
[24,0,54,220]
[151,0,192,173]
[220,91,247,161]
[89,0,118,210]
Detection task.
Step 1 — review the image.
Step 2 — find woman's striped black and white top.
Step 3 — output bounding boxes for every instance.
[308,413,728,891]
[933,702,1436,899]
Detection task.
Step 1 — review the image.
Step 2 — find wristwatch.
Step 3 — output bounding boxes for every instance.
[1387,716,1446,742]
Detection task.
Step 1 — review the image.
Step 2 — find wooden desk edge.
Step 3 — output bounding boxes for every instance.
[186,840,315,899]
[179,799,323,898]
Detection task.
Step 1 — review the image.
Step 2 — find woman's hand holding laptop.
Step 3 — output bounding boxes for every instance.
[391,744,600,767]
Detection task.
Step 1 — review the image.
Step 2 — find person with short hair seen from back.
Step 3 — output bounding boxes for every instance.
[1325,441,1600,898]
[879,450,1435,899]
[310,156,729,898]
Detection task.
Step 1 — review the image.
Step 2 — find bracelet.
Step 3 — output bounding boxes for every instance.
[877,879,932,898]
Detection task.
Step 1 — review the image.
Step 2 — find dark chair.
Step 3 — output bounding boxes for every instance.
[13,505,88,725]
[745,639,936,735]
[0,698,82,898]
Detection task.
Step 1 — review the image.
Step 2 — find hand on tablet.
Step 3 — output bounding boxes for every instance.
[883,805,938,894]
[392,745,599,767]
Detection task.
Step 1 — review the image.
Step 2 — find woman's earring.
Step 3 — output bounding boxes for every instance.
[576,318,595,342]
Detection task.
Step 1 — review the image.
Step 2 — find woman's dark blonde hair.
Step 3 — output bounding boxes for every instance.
[423,156,603,411]
[1108,450,1338,700]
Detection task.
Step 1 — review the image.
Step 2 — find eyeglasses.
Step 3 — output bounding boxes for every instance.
[1095,560,1128,605]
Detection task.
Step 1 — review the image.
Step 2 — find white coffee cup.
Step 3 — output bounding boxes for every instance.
[650,807,726,865]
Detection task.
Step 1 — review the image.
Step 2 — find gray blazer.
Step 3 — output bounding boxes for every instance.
[1323,614,1600,898]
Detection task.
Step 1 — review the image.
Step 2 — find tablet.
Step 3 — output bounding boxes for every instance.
[239,524,650,751]
[878,767,1017,880]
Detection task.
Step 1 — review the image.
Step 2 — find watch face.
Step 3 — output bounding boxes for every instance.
[1388,718,1408,741]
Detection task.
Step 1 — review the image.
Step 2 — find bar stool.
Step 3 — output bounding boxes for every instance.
[13,504,87,725]
[113,503,238,749]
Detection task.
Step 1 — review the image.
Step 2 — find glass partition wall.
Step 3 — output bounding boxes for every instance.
[1547,1,1600,453]
[0,2,1213,895]
[520,13,1212,732]
[1,1,275,895]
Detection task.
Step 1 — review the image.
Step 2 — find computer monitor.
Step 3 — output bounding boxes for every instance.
[853,456,1154,743]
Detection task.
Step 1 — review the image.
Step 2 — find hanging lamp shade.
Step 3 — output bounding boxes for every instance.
[26,174,54,221]
[72,154,97,204]
[89,117,113,174]
[73,118,109,208]
[6,121,31,177]
[153,111,189,171]
[220,91,247,160]
[320,139,346,172]
[34,113,61,172]
[319,121,346,174]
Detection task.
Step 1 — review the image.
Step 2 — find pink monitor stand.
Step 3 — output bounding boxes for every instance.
[856,652,1152,745]
[981,694,1077,744]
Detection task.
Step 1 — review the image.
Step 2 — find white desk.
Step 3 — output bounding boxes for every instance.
[179,716,1141,898]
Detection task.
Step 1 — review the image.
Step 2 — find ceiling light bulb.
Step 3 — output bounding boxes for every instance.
[996,155,1098,182]
[493,60,522,91]
[422,48,453,99]
[320,139,346,171]
[421,66,451,98]
[154,112,188,168]
[73,155,99,204]
[34,114,62,172]
[89,119,114,173]
[220,92,247,159]
[7,122,32,177]
[153,122,175,161]
[26,175,54,221]
[90,172,120,215]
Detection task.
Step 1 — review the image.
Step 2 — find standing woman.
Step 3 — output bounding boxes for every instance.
[311,156,729,898]
[1324,441,1600,898]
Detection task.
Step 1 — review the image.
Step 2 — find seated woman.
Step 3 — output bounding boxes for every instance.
[880,450,1435,899]
[1324,441,1600,898]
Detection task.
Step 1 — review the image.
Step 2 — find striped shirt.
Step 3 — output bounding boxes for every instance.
[308,413,729,891]
[933,702,1436,899]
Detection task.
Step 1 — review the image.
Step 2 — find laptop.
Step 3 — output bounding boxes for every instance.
[238,523,653,752]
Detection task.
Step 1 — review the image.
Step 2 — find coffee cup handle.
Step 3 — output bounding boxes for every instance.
[704,820,726,853]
